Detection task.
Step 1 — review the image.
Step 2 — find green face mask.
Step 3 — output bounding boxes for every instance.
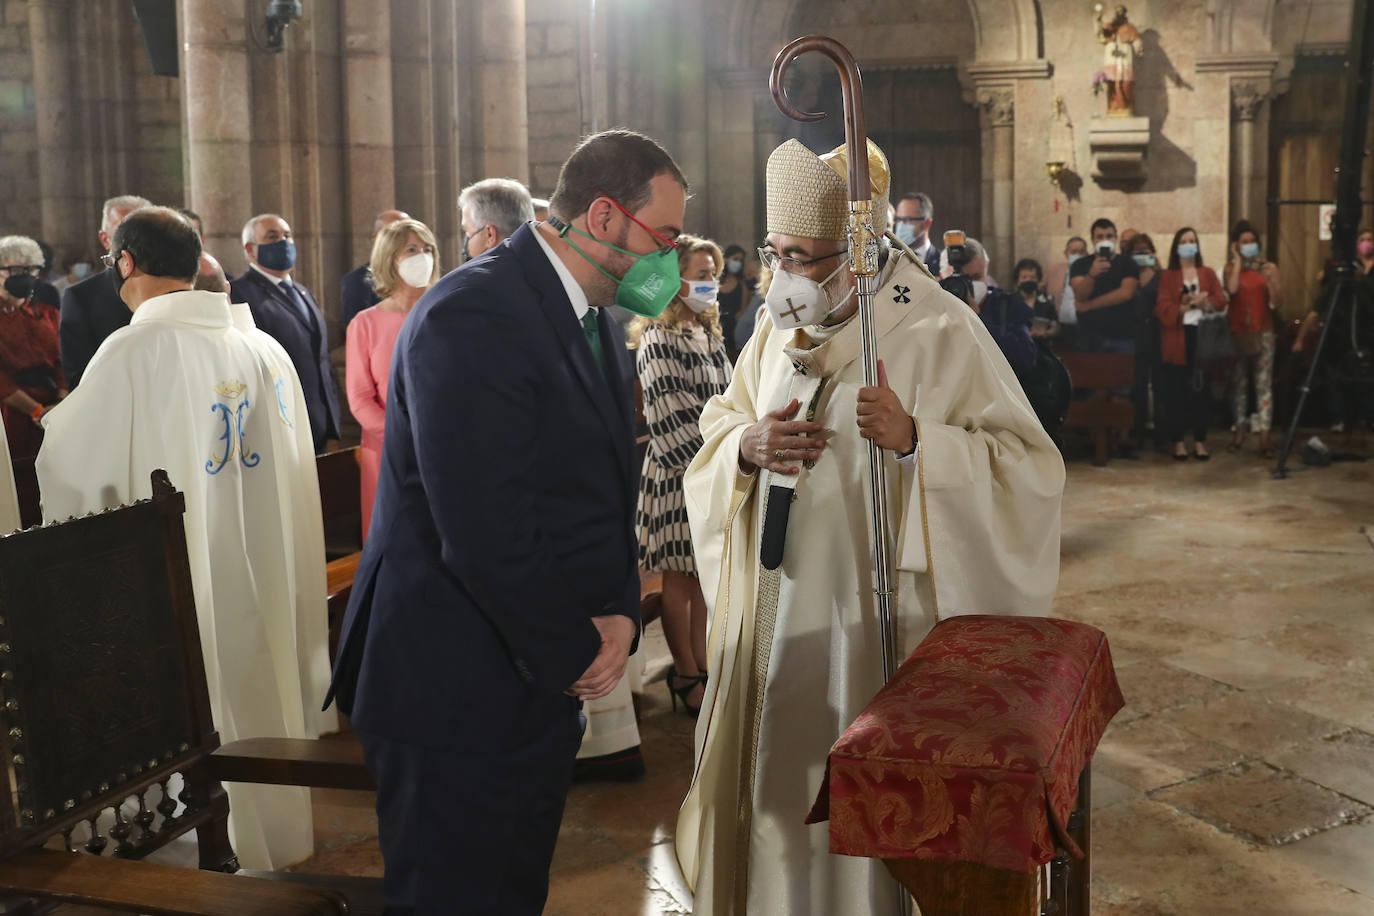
[554,218,681,318]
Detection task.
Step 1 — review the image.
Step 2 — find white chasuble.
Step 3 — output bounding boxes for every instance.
[675,251,1065,915]
[37,290,327,870]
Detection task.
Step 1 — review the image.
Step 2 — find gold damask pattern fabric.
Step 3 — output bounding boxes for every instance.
[806,615,1124,872]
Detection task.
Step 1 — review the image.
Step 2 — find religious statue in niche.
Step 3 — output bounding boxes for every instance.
[1094,4,1143,116]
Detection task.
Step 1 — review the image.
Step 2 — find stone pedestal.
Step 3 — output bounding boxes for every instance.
[1088,117,1150,182]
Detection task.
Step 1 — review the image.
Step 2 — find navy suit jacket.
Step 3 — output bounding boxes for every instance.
[59,270,130,388]
[340,262,380,330]
[326,224,642,746]
[229,268,340,452]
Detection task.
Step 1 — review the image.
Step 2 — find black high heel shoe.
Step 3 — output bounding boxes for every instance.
[666,667,707,717]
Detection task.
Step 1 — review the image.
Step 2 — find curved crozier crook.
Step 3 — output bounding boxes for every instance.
[768,35,871,202]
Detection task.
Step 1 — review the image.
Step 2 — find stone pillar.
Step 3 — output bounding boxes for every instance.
[1230,82,1266,226]
[178,0,253,274]
[28,0,86,263]
[475,0,529,182]
[977,87,1015,284]
[343,0,396,265]
[707,71,761,253]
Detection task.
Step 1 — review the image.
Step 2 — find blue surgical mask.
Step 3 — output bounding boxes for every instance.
[72,262,91,279]
[1133,253,1157,267]
[1176,243,1198,261]
[895,222,919,247]
[725,259,743,275]
[256,238,297,271]
[1240,242,1260,259]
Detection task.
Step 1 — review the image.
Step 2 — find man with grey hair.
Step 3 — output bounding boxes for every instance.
[459,177,536,260]
[58,193,150,387]
[229,213,340,453]
[340,208,410,328]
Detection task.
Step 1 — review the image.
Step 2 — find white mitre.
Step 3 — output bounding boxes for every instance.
[764,137,892,241]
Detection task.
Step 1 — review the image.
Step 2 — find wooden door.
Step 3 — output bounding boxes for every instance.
[760,66,982,243]
[1269,55,1374,322]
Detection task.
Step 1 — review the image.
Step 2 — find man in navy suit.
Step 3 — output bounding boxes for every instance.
[339,208,410,329]
[326,129,687,914]
[894,191,942,276]
[59,194,151,387]
[229,214,341,453]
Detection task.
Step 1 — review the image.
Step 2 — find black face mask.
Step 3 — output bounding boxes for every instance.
[3,273,34,300]
[108,252,127,298]
[1018,280,1039,295]
[461,235,472,261]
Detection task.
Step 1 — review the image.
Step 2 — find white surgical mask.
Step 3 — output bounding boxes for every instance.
[763,257,853,330]
[1097,240,1116,257]
[681,277,718,314]
[970,279,989,306]
[397,252,435,289]
[1067,253,1087,266]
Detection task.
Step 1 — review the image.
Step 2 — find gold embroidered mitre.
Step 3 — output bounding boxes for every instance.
[765,138,891,241]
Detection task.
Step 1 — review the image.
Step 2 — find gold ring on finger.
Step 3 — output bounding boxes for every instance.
[774,449,785,459]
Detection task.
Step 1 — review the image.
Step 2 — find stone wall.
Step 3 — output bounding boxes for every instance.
[0,0,41,248]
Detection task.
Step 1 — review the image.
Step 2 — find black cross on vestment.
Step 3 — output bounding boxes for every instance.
[893,285,911,304]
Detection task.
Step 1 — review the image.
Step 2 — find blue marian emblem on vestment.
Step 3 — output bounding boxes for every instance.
[271,369,295,430]
[206,379,261,475]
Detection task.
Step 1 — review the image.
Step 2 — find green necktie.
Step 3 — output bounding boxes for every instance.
[582,309,607,376]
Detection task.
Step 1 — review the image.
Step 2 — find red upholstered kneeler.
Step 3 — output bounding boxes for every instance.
[807,616,1124,916]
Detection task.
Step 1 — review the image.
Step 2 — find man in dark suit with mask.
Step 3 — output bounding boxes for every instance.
[229,214,340,453]
[59,194,151,387]
[327,129,687,915]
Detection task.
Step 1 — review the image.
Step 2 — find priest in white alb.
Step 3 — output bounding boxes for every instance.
[36,208,331,870]
[675,138,1066,914]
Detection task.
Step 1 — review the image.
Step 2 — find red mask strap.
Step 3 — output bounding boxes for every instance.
[596,190,677,250]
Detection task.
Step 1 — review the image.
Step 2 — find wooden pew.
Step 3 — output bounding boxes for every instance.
[1060,350,1135,466]
[316,447,362,560]
[0,471,377,914]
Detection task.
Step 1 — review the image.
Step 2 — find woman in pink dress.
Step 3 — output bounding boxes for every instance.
[345,218,440,540]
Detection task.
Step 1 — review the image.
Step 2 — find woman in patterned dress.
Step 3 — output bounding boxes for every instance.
[631,235,733,715]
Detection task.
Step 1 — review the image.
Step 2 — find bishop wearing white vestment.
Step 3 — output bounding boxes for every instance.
[36,208,328,870]
[675,139,1066,913]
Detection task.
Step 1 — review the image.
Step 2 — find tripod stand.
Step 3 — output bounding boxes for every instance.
[1272,0,1374,479]
[1272,267,1369,478]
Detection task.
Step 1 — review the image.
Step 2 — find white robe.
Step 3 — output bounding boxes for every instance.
[0,416,18,534]
[675,251,1065,914]
[37,289,326,870]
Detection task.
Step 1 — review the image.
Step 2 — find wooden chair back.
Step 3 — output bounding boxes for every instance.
[1060,351,1136,466]
[0,469,232,865]
[316,447,362,560]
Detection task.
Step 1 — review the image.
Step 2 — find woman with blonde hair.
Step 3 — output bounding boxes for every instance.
[345,218,439,540]
[631,234,732,715]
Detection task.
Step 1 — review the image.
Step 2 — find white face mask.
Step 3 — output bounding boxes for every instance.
[397,252,434,289]
[1096,240,1117,257]
[681,277,718,314]
[970,280,989,306]
[1067,252,1087,266]
[763,257,853,330]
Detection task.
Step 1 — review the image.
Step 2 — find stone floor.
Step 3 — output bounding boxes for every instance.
[50,429,1374,915]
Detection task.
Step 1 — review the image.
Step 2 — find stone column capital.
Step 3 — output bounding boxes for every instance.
[1231,82,1267,122]
[976,87,1015,127]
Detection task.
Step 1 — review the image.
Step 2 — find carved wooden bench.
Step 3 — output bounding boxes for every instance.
[0,471,378,914]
